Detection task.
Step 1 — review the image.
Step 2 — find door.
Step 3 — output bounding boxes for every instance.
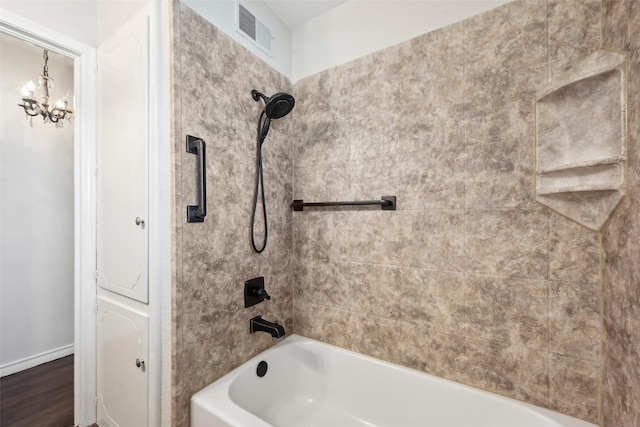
[97,5,150,303]
[96,5,151,426]
[97,297,149,427]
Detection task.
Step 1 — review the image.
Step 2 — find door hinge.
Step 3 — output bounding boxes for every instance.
[94,270,99,279]
[95,167,98,176]
[95,63,99,73]
[95,396,98,407]
[94,304,99,313]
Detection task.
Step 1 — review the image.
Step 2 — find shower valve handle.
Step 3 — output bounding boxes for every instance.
[250,287,271,300]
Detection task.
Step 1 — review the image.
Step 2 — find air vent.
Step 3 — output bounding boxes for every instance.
[237,2,272,55]
[238,4,256,40]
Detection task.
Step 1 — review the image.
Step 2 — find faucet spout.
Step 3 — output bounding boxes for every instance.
[250,315,285,338]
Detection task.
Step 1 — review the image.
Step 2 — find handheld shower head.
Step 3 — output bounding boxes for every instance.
[265,93,295,119]
[250,89,295,254]
[251,90,295,119]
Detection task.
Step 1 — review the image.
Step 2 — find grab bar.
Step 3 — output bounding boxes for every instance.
[186,135,207,223]
[292,196,396,211]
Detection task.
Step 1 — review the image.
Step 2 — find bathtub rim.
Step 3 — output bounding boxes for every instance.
[191,334,598,427]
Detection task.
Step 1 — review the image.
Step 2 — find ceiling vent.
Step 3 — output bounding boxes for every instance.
[237,3,272,55]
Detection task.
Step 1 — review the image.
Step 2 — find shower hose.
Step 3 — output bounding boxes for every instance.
[251,111,270,253]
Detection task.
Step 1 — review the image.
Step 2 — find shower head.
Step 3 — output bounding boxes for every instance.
[265,93,295,119]
[251,90,295,119]
[250,89,295,254]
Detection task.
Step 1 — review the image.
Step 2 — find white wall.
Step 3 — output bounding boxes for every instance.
[0,0,99,47]
[0,33,75,375]
[98,0,151,44]
[291,0,512,81]
[0,0,149,47]
[181,0,292,78]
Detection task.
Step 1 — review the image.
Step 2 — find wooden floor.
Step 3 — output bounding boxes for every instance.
[0,355,74,427]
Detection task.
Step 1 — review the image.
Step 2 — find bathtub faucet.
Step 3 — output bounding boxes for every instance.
[250,315,285,338]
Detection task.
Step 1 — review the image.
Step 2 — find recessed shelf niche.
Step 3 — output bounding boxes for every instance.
[535,50,627,231]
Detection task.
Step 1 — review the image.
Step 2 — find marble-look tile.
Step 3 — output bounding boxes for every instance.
[463,1,545,210]
[297,260,456,330]
[548,0,602,79]
[173,5,295,427]
[397,138,465,210]
[461,274,548,351]
[602,201,631,332]
[292,212,332,261]
[465,209,548,278]
[630,0,640,193]
[337,51,401,163]
[294,300,362,350]
[397,209,466,271]
[548,214,601,284]
[602,0,630,51]
[355,315,435,372]
[451,336,549,408]
[295,259,358,313]
[390,267,466,334]
[602,331,633,427]
[627,13,640,407]
[397,23,464,157]
[549,281,601,362]
[293,137,352,203]
[548,353,599,423]
[630,199,640,322]
[463,66,541,209]
[330,210,403,265]
[464,0,547,68]
[350,154,400,204]
[602,200,637,427]
[345,108,399,163]
[630,313,640,427]
[464,137,535,209]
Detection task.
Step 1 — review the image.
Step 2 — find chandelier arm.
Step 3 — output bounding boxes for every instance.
[19,100,41,117]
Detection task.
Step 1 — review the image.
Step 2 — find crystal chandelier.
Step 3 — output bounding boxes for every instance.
[18,49,73,127]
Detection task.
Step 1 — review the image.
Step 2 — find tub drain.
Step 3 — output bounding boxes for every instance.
[257,360,268,377]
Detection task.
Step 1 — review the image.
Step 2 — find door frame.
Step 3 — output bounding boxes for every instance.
[0,9,98,426]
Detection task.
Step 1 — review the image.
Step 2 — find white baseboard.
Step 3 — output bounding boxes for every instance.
[1,344,74,377]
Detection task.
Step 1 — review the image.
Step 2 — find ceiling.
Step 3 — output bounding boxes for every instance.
[263,0,349,29]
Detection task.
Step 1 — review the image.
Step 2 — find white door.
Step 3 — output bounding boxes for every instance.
[97,296,149,427]
[97,6,150,303]
[96,5,151,426]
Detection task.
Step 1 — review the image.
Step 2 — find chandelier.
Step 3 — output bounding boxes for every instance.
[18,49,73,127]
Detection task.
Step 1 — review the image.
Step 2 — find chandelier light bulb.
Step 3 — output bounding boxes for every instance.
[22,80,35,98]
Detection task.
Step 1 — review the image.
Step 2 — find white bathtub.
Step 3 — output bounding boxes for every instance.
[191,335,597,427]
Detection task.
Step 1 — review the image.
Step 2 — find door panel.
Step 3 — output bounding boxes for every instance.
[97,7,149,303]
[97,296,149,427]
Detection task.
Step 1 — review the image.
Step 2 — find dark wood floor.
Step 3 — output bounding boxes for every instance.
[0,355,74,427]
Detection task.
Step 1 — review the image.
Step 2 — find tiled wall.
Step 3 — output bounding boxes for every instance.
[292,0,604,422]
[601,1,640,427]
[172,0,639,425]
[171,3,294,426]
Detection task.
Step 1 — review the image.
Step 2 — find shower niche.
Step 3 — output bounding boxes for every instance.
[535,50,627,231]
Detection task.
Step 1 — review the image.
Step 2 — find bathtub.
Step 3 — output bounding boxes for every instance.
[191,335,597,427]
